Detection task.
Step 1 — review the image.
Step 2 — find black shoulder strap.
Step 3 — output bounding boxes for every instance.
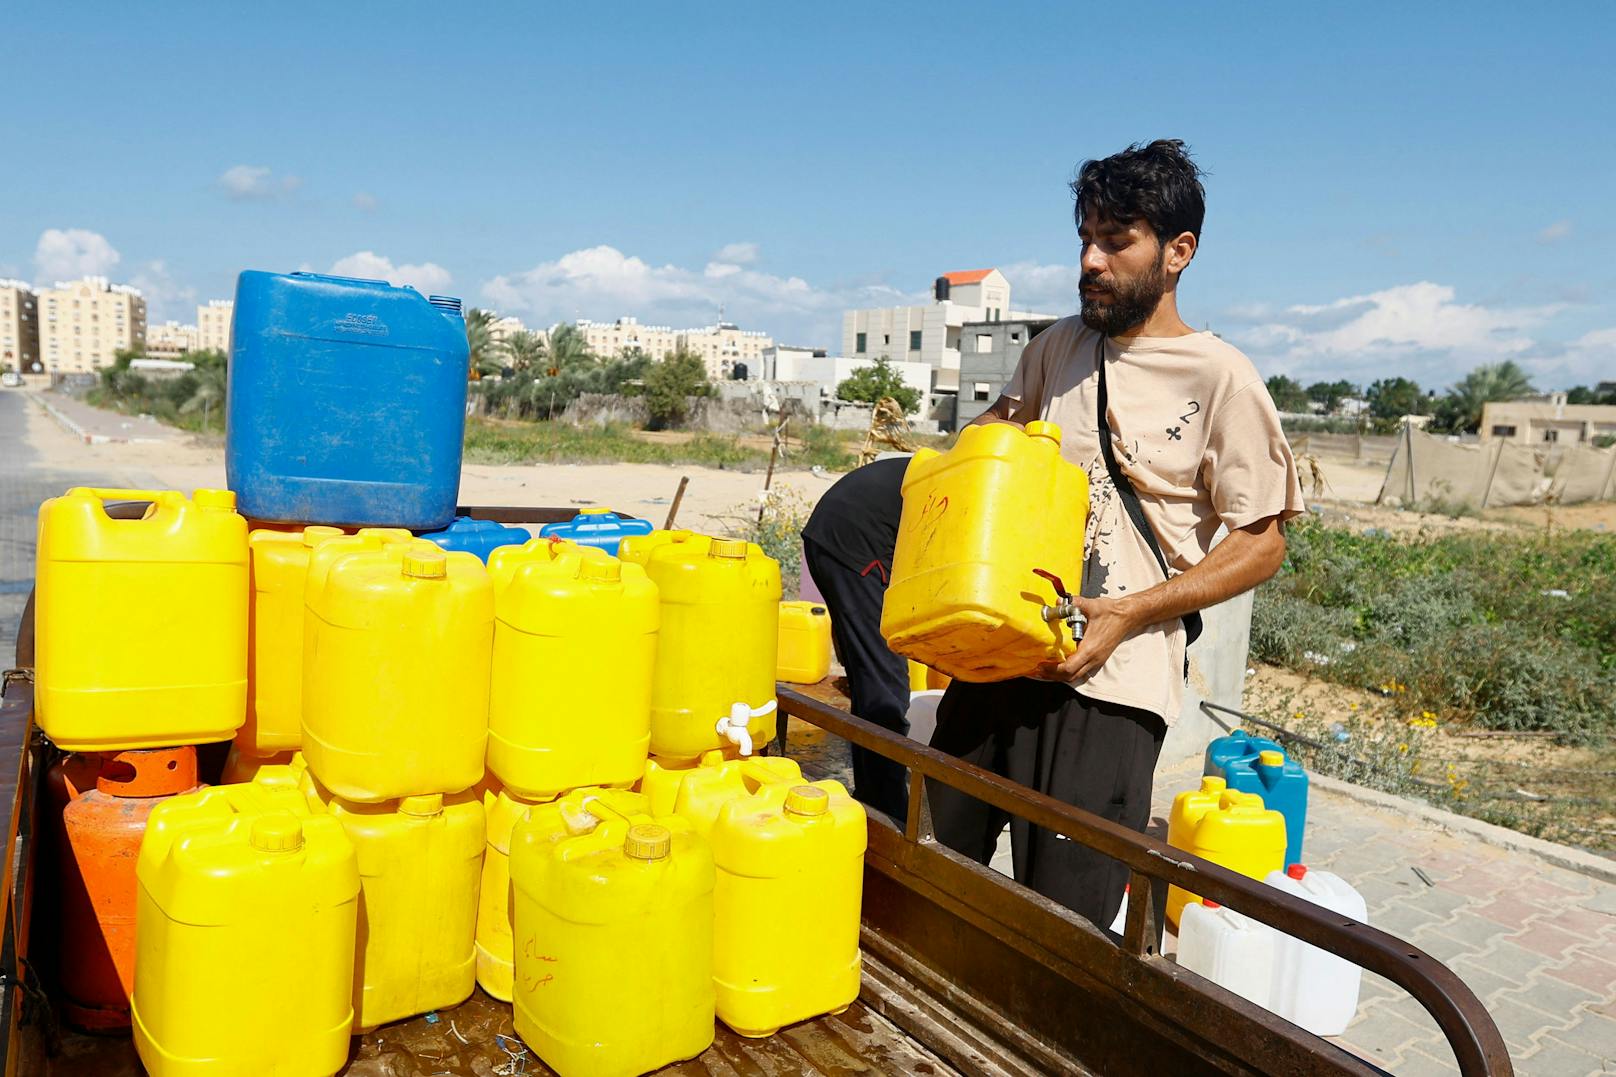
[1093,336,1204,649]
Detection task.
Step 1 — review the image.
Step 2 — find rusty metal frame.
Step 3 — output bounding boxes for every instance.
[778,688,1513,1077]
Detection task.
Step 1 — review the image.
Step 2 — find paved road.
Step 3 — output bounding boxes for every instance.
[0,391,159,665]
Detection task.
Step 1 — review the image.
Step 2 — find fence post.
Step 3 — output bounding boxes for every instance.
[1601,445,1616,502]
[1479,439,1505,509]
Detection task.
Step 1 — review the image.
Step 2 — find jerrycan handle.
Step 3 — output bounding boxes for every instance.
[70,487,186,521]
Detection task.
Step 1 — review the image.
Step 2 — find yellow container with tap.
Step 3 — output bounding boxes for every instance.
[302,541,493,803]
[511,816,715,1076]
[487,539,658,799]
[711,781,866,1037]
[132,786,358,1077]
[881,421,1088,683]
[35,487,248,751]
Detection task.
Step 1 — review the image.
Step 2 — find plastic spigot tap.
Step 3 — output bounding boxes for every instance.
[1033,568,1086,641]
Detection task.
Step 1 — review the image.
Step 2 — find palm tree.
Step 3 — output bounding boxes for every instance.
[499,329,547,375]
[465,308,502,378]
[1448,360,1536,433]
[544,323,595,373]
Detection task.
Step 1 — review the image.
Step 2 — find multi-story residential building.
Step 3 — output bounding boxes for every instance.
[577,316,680,360]
[145,320,200,360]
[197,299,233,353]
[954,317,1059,428]
[489,315,543,352]
[0,280,40,374]
[36,277,146,375]
[842,269,1057,394]
[678,322,773,380]
[1480,395,1616,446]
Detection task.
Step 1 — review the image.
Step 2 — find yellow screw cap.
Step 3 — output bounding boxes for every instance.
[1200,776,1228,793]
[399,794,444,817]
[580,507,611,515]
[624,823,671,861]
[579,556,622,582]
[402,547,448,579]
[250,814,305,853]
[710,539,747,560]
[1025,420,1062,446]
[785,785,829,817]
[193,488,237,510]
[302,525,344,548]
[1258,750,1285,767]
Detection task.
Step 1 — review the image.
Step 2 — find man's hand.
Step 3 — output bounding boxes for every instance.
[1035,595,1139,682]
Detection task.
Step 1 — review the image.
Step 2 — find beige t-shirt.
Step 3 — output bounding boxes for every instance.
[1001,316,1305,723]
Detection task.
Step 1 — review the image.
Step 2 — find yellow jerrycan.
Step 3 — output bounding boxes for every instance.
[616,527,708,566]
[649,752,804,837]
[487,539,659,798]
[777,600,832,684]
[220,746,304,785]
[303,776,485,1031]
[711,781,866,1037]
[639,537,782,762]
[243,526,410,757]
[303,541,493,802]
[479,786,649,1001]
[132,787,358,1077]
[512,816,715,1077]
[1166,788,1287,927]
[35,487,248,751]
[881,421,1088,682]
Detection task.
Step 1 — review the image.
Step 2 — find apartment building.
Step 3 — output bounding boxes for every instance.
[197,299,233,353]
[577,316,680,360]
[145,320,200,360]
[37,277,146,374]
[678,322,773,380]
[954,317,1058,427]
[0,280,40,374]
[842,269,1056,393]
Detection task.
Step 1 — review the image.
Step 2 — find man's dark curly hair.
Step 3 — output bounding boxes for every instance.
[1071,139,1206,248]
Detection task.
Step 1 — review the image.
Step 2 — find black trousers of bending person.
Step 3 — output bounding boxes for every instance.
[927,678,1167,934]
[802,538,911,825]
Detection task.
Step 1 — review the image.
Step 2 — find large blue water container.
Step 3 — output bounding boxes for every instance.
[416,516,531,562]
[536,508,653,556]
[227,271,470,529]
[1205,730,1309,866]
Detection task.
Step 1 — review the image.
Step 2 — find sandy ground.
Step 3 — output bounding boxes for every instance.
[17,390,837,536]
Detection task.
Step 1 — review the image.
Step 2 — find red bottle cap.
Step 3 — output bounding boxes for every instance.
[1203,900,1221,910]
[1286,864,1308,880]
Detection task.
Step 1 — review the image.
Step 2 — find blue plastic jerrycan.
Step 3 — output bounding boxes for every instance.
[536,508,653,556]
[1205,730,1309,867]
[416,516,531,562]
[227,271,470,530]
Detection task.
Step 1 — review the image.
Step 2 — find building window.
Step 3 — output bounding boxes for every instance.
[973,382,991,401]
[909,330,921,351]
[1010,331,1022,343]
[882,334,890,346]
[976,334,994,353]
[1543,429,1559,443]
[1491,425,1516,438]
[856,332,866,353]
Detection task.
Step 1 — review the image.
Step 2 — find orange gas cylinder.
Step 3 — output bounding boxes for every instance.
[56,747,201,1030]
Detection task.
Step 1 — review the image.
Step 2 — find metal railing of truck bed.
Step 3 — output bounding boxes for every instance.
[0,502,1512,1077]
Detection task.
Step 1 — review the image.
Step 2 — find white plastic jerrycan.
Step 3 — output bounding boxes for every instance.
[1176,900,1277,1009]
[1265,864,1368,1035]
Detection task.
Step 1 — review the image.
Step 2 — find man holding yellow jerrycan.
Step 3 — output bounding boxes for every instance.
[910,140,1306,933]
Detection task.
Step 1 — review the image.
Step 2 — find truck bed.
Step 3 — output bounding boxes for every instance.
[19,994,955,1076]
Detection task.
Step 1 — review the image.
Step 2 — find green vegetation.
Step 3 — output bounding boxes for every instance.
[1251,518,1616,742]
[463,418,858,472]
[1264,375,1310,413]
[641,348,714,428]
[87,349,229,434]
[837,356,922,415]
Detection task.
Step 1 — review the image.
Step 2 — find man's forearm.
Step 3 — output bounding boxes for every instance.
[1114,515,1287,629]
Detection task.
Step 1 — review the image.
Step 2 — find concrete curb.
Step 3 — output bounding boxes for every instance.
[1306,771,1616,885]
[30,393,171,445]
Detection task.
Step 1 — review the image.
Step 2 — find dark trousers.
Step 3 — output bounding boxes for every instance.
[802,538,911,825]
[928,678,1166,933]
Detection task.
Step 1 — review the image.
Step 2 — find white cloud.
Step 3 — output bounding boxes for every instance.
[329,251,453,295]
[480,244,914,345]
[1537,220,1573,244]
[998,260,1079,316]
[1511,326,1616,387]
[34,228,120,281]
[712,242,759,266]
[126,260,197,321]
[353,192,378,212]
[218,164,302,201]
[1226,281,1566,383]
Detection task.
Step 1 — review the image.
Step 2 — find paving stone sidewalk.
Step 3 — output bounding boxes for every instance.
[1148,758,1616,1076]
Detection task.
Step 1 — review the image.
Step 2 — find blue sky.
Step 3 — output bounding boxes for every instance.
[4,1,1613,388]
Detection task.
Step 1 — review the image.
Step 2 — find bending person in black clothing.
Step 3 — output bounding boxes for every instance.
[799,457,911,824]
